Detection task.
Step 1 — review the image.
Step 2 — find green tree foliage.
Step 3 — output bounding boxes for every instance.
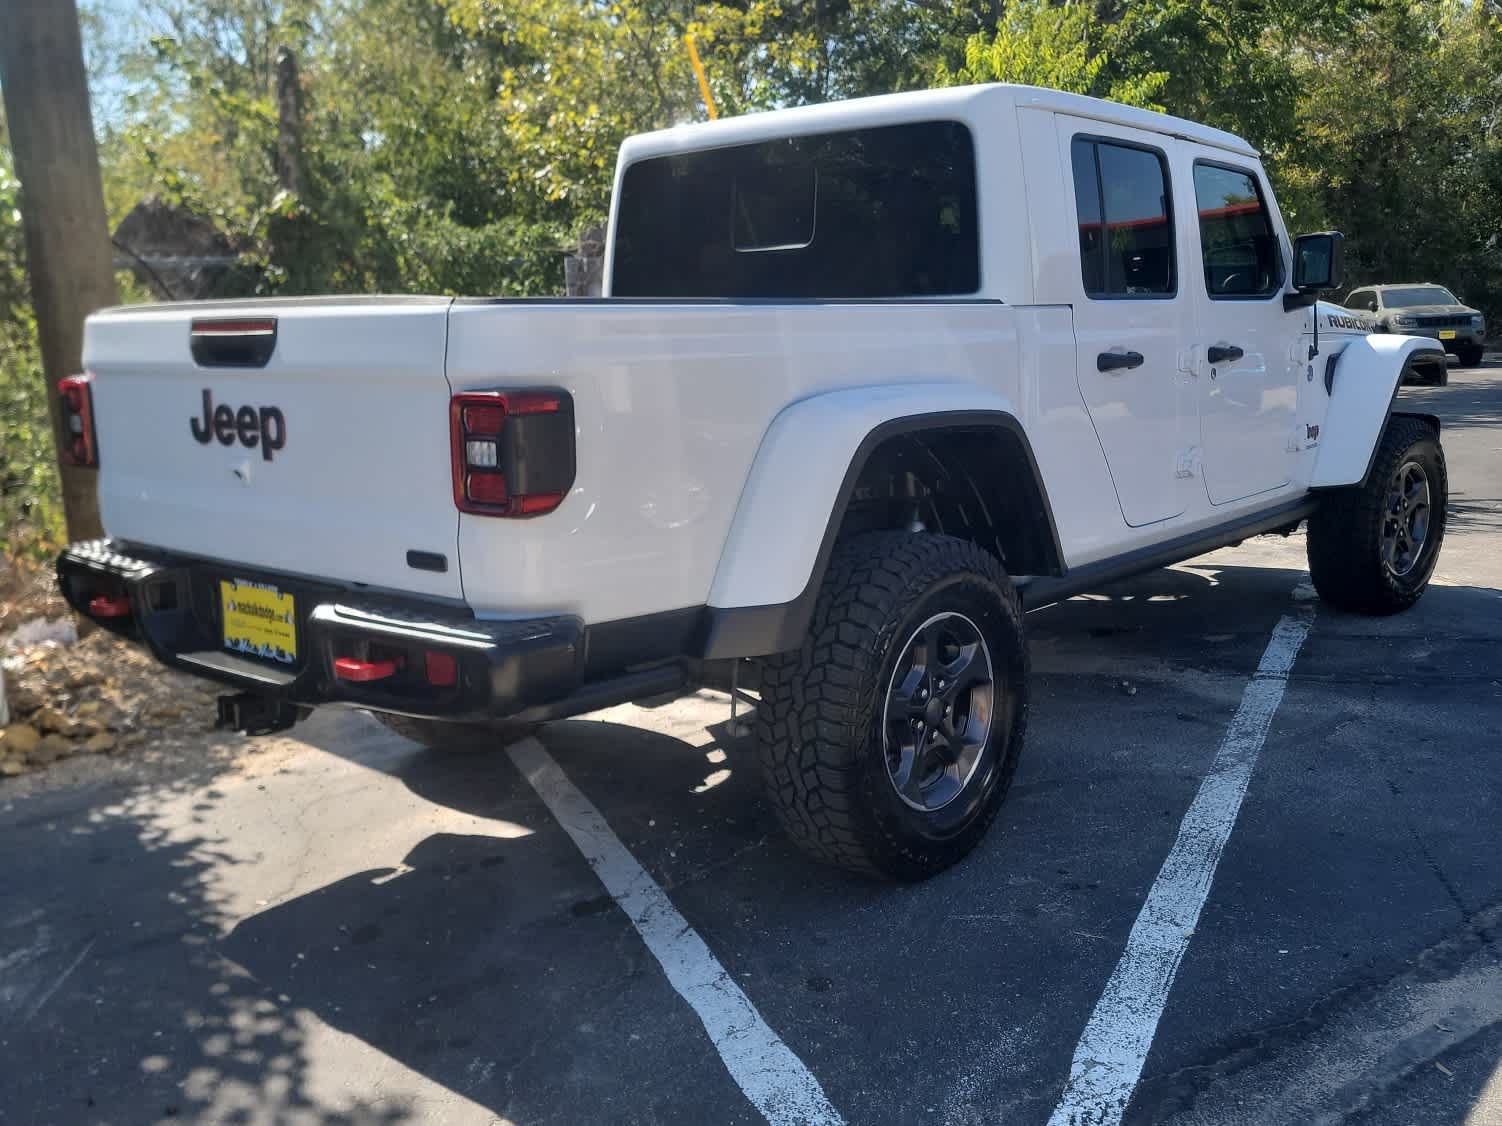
[0,111,63,556]
[87,0,1502,312]
[6,0,1502,550]
[1284,0,1502,300]
[934,0,1168,107]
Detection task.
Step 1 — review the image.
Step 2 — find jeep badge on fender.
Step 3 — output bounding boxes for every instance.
[191,389,286,460]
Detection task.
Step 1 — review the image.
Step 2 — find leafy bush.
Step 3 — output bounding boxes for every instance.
[0,115,63,559]
[0,306,61,559]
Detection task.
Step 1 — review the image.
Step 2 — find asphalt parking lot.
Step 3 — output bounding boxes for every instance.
[3,366,1500,1126]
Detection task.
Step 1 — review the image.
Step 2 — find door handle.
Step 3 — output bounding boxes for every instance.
[1097,350,1145,373]
[1207,344,1245,364]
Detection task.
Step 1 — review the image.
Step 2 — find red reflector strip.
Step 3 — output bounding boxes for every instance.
[516,491,565,515]
[333,657,399,682]
[463,404,506,434]
[466,472,509,504]
[190,318,277,336]
[505,392,562,416]
[424,651,458,687]
[88,594,131,618]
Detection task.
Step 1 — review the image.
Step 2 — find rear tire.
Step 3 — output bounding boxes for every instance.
[1426,361,1450,386]
[756,532,1028,880]
[1307,416,1446,615]
[372,713,539,752]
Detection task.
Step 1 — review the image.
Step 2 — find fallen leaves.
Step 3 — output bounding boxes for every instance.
[1,622,224,780]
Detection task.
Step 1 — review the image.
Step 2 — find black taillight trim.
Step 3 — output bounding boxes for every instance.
[450,389,575,517]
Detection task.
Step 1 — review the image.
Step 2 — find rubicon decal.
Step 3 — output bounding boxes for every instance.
[191,389,286,460]
[1325,313,1366,330]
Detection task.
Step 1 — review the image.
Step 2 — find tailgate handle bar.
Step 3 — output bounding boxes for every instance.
[191,318,278,368]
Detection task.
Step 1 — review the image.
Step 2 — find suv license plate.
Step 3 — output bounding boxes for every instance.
[1439,329,1457,340]
[221,578,298,664]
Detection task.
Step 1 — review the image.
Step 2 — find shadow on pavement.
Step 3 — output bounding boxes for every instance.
[0,775,413,1125]
[4,560,1499,1125]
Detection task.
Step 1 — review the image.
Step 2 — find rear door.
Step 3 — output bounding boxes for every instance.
[1180,152,1300,504]
[1056,115,1196,527]
[84,299,463,600]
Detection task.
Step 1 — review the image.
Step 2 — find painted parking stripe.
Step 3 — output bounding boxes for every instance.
[508,737,845,1126]
[1046,600,1316,1126]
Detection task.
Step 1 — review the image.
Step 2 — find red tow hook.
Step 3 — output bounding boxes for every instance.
[88,594,131,618]
[333,657,400,682]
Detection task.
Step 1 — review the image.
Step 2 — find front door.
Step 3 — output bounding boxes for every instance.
[1181,151,1300,504]
[1057,114,1195,527]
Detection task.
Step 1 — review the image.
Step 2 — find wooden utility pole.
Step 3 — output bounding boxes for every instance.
[0,0,117,541]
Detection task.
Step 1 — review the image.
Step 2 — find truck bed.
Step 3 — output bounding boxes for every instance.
[86,296,1081,627]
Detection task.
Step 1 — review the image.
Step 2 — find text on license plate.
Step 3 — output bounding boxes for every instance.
[221,579,297,664]
[1439,330,1457,340]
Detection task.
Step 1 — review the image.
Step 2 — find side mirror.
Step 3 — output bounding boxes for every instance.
[1293,231,1344,293]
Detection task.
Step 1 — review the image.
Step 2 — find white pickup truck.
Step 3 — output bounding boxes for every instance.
[58,84,1447,880]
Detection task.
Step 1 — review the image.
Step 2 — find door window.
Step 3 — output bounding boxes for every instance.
[1193,163,1283,298]
[1070,137,1176,298]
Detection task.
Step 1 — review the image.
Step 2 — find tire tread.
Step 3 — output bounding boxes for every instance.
[1308,416,1447,614]
[756,531,1026,878]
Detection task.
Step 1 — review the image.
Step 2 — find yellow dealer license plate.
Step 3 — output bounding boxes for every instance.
[1440,329,1457,340]
[221,579,297,664]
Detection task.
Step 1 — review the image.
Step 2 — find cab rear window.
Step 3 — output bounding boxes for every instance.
[610,121,980,299]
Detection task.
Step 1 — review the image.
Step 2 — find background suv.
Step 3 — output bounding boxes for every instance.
[1345,283,1486,367]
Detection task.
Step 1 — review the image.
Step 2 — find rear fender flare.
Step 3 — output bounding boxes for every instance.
[1311,335,1446,489]
[701,384,1060,658]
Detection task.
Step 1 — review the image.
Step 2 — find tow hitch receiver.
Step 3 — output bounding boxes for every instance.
[216,692,301,736]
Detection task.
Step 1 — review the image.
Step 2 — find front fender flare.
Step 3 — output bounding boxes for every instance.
[1311,334,1446,489]
[700,383,1056,658]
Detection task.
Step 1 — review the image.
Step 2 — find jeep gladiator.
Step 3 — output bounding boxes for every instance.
[57,84,1449,879]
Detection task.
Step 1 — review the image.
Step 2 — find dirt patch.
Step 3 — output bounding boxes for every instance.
[1,623,263,794]
[0,553,67,633]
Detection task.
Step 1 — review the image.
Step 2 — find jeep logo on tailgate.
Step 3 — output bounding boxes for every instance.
[191,389,286,460]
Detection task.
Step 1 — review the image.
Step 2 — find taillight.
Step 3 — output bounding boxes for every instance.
[450,389,575,517]
[58,374,99,468]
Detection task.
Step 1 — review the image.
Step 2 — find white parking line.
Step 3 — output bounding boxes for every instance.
[507,737,845,1126]
[1046,601,1316,1126]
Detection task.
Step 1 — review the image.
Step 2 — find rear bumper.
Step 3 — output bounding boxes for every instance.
[56,539,589,722]
[1399,327,1482,349]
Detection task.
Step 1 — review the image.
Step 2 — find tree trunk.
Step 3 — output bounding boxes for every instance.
[273,45,307,197]
[0,0,117,543]
[564,226,606,297]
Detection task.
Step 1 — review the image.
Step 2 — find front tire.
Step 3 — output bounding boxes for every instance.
[756,532,1028,880]
[1307,416,1447,614]
[1456,344,1483,368]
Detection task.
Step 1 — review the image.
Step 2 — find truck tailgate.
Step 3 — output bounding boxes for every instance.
[84,299,461,600]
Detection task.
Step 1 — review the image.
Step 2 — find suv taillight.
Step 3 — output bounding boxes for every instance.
[58,374,99,468]
[450,389,575,517]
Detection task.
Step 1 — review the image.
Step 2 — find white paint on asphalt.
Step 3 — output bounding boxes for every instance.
[1046,603,1315,1126]
[507,737,845,1126]
[21,936,94,1023]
